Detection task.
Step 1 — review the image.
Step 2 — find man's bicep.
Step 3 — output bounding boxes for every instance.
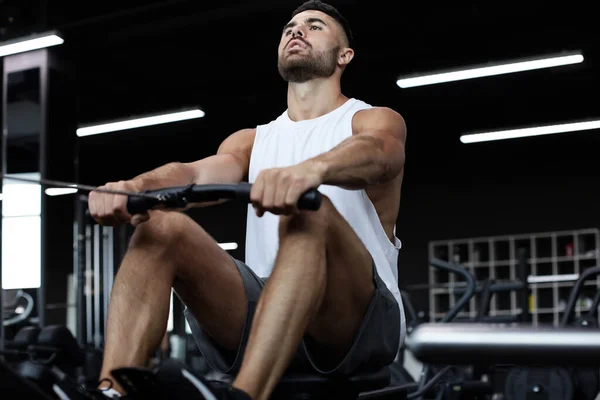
[185,128,256,184]
[354,107,406,169]
[216,128,256,178]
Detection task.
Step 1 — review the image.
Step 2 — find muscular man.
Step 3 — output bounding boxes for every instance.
[87,1,407,399]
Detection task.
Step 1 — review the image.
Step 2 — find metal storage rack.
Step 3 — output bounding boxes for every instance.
[428,228,600,326]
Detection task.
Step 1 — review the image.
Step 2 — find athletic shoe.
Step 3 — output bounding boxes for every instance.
[111,359,252,400]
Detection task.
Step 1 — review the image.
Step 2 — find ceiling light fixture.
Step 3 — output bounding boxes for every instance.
[397,52,583,88]
[460,119,600,144]
[0,31,64,58]
[76,108,205,137]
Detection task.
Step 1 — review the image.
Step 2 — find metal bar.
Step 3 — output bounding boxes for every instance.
[108,226,115,301]
[78,197,87,345]
[475,281,493,322]
[454,282,525,295]
[0,56,6,353]
[103,226,113,344]
[93,224,102,348]
[85,225,93,346]
[407,322,600,367]
[517,248,530,323]
[38,52,48,329]
[74,195,86,345]
[452,314,521,324]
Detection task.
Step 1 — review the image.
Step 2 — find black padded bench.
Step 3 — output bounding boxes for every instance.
[271,366,407,400]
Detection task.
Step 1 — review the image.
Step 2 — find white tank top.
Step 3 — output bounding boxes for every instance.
[245,98,406,347]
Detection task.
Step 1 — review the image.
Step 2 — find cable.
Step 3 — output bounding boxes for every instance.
[407,366,454,399]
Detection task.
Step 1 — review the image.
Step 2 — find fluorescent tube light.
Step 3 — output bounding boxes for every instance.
[45,188,78,196]
[0,32,64,57]
[460,119,600,144]
[397,53,583,88]
[76,109,205,137]
[218,242,238,251]
[528,274,579,284]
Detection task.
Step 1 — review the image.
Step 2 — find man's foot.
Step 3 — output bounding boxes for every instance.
[50,376,124,399]
[93,378,124,398]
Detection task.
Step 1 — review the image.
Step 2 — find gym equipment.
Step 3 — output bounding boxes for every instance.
[3,289,35,327]
[407,323,600,398]
[80,182,410,400]
[407,268,600,400]
[406,259,499,399]
[0,357,53,400]
[499,265,600,400]
[8,324,85,396]
[380,258,512,399]
[560,266,600,327]
[451,248,530,325]
[504,367,573,400]
[555,265,600,400]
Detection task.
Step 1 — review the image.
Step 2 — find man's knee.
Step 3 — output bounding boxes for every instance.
[129,210,190,254]
[278,194,334,240]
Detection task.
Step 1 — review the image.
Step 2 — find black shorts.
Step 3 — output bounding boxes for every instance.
[184,257,401,377]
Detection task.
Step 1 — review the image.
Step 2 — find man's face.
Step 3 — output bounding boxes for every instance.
[277,10,344,83]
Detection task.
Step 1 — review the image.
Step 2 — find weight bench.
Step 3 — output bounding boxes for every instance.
[113,360,407,400]
[271,366,407,400]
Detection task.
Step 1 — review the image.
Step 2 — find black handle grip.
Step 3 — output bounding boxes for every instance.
[83,183,322,224]
[297,188,321,210]
[233,182,321,211]
[126,195,161,215]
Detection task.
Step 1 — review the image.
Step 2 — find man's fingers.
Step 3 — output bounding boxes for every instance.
[250,175,265,214]
[273,181,291,215]
[261,178,276,213]
[284,184,303,215]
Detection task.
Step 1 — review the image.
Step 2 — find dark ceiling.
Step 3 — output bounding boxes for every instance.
[1,0,598,186]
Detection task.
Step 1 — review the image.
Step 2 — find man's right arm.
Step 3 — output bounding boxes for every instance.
[131,128,256,191]
[88,128,256,225]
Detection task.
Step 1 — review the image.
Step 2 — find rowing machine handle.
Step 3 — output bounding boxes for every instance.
[85,183,322,223]
[125,182,322,215]
[126,196,160,216]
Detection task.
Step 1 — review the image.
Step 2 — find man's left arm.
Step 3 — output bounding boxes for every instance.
[311,107,406,189]
[250,107,406,216]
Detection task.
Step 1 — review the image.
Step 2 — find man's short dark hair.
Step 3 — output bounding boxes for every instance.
[291,0,353,46]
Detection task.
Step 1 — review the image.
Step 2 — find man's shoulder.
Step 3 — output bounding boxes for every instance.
[352,106,406,132]
[354,105,403,119]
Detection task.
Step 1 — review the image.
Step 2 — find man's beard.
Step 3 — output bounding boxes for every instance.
[278,46,340,83]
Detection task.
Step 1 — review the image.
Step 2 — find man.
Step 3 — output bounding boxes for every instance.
[87,1,407,399]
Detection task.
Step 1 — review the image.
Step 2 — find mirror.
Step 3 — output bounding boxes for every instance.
[2,68,42,289]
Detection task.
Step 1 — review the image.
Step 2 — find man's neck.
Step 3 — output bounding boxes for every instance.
[286,78,348,122]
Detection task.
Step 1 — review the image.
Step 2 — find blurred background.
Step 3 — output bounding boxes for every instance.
[0,0,599,391]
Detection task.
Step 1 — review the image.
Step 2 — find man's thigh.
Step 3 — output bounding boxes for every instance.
[304,201,377,355]
[151,210,248,351]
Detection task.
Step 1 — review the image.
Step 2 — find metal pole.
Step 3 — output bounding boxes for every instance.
[517,248,530,323]
[75,195,87,345]
[0,51,6,353]
[102,226,113,345]
[38,57,48,329]
[85,225,93,346]
[93,224,102,349]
